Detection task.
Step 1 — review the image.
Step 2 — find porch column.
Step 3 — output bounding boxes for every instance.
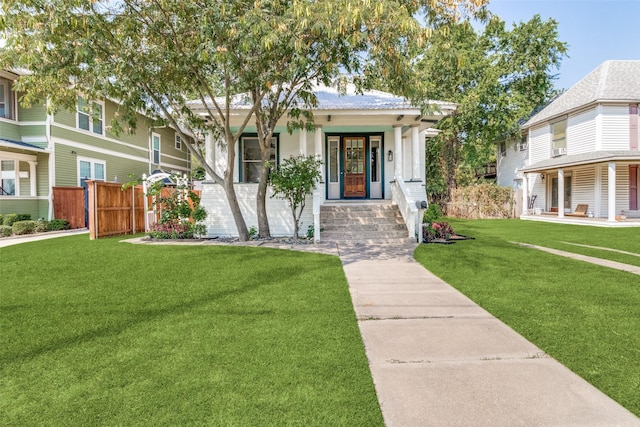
[314,125,323,181]
[608,161,616,221]
[393,125,403,180]
[205,132,215,180]
[411,125,420,180]
[28,161,38,196]
[299,129,307,156]
[558,168,565,218]
[522,173,529,215]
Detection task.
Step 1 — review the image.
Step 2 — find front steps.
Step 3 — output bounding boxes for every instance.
[319,202,412,244]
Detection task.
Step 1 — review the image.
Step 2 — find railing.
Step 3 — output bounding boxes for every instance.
[312,185,322,242]
[391,178,419,241]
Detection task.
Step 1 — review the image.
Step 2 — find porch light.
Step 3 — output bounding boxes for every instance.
[387,150,393,162]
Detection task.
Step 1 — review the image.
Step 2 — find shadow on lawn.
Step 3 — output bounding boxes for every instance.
[3,280,272,366]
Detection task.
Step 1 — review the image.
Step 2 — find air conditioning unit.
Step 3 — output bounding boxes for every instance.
[519,142,528,151]
[552,147,567,157]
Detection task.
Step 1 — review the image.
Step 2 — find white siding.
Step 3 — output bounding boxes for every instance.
[616,165,630,214]
[497,141,528,188]
[601,105,630,150]
[529,125,550,164]
[571,167,596,212]
[201,183,314,237]
[529,174,545,210]
[567,108,596,154]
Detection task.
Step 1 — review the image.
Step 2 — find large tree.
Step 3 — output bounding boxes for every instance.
[417,14,567,204]
[0,0,487,240]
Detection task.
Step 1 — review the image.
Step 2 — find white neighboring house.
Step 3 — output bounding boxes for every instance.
[187,83,455,239]
[504,60,639,222]
[496,131,529,191]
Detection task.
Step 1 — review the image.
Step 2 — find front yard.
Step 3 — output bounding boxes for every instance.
[0,236,383,426]
[414,219,640,417]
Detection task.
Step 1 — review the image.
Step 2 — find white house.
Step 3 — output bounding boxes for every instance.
[510,60,640,223]
[188,83,456,239]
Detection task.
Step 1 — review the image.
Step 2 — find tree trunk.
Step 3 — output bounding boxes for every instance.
[224,176,250,241]
[291,205,299,240]
[256,156,271,238]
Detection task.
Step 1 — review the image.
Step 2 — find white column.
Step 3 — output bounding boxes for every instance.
[299,129,307,156]
[28,161,37,196]
[411,125,420,180]
[205,133,215,180]
[393,125,402,180]
[522,173,529,215]
[608,161,616,221]
[558,168,565,218]
[314,125,323,181]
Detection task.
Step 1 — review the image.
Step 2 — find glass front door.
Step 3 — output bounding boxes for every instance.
[343,137,366,198]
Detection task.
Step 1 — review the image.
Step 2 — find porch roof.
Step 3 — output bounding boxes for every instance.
[186,82,456,129]
[521,150,640,173]
[0,138,48,153]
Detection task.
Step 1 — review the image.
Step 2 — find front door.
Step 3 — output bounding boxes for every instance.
[343,136,366,197]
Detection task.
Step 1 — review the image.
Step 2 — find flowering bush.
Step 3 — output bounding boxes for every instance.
[148,221,194,239]
[423,221,455,242]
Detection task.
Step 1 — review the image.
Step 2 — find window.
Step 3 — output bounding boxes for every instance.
[0,78,16,120]
[329,139,339,183]
[152,133,161,164]
[77,96,104,135]
[519,135,528,151]
[499,142,507,157]
[240,135,277,183]
[0,160,16,195]
[175,134,182,150]
[370,138,381,183]
[551,119,567,155]
[78,158,106,185]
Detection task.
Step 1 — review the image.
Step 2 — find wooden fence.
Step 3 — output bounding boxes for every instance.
[86,180,202,239]
[52,186,85,229]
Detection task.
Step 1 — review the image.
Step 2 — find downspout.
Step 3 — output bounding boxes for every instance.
[46,97,55,220]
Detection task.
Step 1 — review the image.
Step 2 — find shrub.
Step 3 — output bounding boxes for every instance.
[48,219,70,231]
[0,214,3,224]
[35,220,50,233]
[0,225,12,237]
[148,221,193,239]
[3,214,19,226]
[423,203,442,224]
[12,220,37,235]
[16,213,32,221]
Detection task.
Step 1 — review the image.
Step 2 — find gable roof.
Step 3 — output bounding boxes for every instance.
[524,60,640,128]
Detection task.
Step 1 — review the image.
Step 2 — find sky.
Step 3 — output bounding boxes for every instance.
[486,0,640,90]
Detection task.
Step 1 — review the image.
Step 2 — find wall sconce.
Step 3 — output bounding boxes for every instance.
[540,174,545,183]
[71,150,77,155]
[387,150,393,162]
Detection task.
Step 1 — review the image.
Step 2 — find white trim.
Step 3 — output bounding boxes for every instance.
[52,137,148,163]
[0,120,47,126]
[0,151,38,162]
[0,195,48,200]
[20,137,48,144]
[175,133,182,150]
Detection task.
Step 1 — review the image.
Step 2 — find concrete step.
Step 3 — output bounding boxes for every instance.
[322,222,407,231]
[320,230,408,240]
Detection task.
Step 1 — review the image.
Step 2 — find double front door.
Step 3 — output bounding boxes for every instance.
[327,135,383,199]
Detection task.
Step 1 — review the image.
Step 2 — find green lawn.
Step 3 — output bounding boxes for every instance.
[414,219,640,417]
[0,235,383,426]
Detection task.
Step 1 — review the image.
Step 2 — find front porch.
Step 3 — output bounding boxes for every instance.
[521,212,640,227]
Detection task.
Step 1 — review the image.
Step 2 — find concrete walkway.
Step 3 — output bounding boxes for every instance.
[0,228,89,248]
[340,242,639,427]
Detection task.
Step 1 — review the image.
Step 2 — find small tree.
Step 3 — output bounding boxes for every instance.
[269,155,322,240]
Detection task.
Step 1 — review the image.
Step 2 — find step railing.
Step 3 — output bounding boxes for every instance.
[391,178,418,241]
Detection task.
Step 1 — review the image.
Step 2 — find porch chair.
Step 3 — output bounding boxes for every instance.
[566,204,588,217]
[527,195,537,215]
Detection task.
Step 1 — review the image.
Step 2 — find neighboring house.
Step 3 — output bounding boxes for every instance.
[0,69,191,223]
[187,83,455,240]
[496,130,528,190]
[502,60,639,222]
